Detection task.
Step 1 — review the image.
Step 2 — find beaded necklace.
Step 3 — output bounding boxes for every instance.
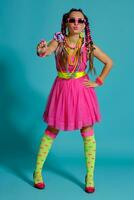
[64,36,81,66]
[58,36,85,78]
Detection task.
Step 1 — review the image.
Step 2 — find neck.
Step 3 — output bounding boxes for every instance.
[67,33,80,43]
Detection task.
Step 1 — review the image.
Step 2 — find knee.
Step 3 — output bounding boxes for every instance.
[47,125,59,134]
[80,125,94,137]
[44,125,60,139]
[80,125,93,133]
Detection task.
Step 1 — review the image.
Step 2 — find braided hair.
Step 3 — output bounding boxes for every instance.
[61,8,96,75]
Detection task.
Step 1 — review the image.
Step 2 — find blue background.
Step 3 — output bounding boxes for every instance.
[0,0,134,199]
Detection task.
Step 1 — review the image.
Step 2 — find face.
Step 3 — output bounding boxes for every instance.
[66,11,86,35]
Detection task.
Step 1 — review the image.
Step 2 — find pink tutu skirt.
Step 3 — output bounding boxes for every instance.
[43,74,101,131]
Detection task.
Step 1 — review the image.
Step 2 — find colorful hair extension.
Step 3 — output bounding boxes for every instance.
[61,8,97,75]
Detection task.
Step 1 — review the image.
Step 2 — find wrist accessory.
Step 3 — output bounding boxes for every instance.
[95,76,104,86]
[37,40,47,57]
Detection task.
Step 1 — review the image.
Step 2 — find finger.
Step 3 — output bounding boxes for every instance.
[84,83,90,85]
[41,42,47,48]
[40,40,45,43]
[39,42,45,48]
[38,43,43,48]
[83,82,88,85]
[40,44,47,48]
[40,42,46,46]
[41,40,47,45]
[83,80,89,84]
[42,44,47,48]
[83,78,88,81]
[37,45,43,50]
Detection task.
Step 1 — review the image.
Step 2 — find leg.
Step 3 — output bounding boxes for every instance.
[80,125,96,190]
[33,125,59,188]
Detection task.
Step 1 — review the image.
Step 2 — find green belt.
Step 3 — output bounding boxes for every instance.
[57,71,87,79]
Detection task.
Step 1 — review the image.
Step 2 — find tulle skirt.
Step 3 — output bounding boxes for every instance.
[43,74,101,131]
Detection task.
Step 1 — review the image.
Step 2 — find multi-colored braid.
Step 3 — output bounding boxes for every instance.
[84,15,96,75]
[61,8,96,75]
[61,13,68,36]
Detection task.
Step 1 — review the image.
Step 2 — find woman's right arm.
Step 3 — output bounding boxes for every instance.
[37,39,58,57]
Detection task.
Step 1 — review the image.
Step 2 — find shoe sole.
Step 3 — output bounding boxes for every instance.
[33,171,45,189]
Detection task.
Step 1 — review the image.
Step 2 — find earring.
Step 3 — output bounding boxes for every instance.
[79,30,85,38]
[66,27,69,36]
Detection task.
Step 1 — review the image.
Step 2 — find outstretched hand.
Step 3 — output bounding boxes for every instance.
[37,40,49,57]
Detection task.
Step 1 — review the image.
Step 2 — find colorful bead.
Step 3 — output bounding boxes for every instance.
[53,32,64,42]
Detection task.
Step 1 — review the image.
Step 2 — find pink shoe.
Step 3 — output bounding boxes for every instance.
[85,174,95,193]
[85,186,95,193]
[33,171,45,189]
[34,182,45,189]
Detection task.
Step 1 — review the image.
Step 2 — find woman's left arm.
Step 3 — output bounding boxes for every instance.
[93,44,113,82]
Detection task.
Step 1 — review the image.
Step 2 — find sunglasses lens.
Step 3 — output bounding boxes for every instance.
[68,18,85,24]
[68,18,75,23]
[78,19,85,24]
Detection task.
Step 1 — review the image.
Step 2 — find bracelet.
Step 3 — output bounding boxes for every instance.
[37,49,46,57]
[38,52,46,57]
[95,76,104,86]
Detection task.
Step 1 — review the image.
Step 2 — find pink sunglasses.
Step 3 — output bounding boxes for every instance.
[67,17,86,24]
